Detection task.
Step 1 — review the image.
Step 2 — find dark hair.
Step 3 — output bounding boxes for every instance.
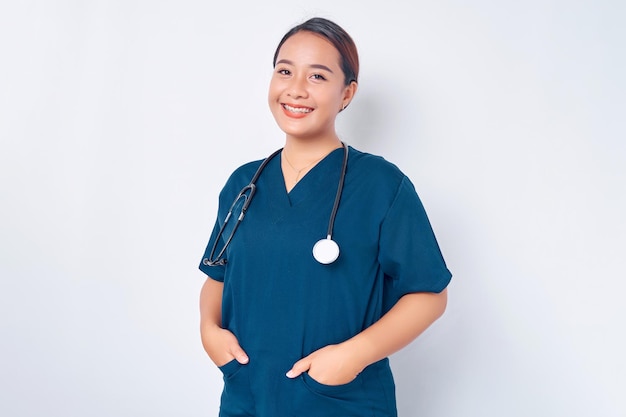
[272,17,359,86]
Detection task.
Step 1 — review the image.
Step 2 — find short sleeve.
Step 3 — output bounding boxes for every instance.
[379,176,451,310]
[197,159,263,282]
[198,217,227,282]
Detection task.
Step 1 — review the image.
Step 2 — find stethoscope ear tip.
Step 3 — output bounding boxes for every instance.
[312,238,340,264]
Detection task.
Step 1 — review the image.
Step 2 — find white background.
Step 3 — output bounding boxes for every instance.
[1,1,624,416]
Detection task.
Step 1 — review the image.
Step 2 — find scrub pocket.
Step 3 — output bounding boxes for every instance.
[302,371,364,396]
[292,359,396,417]
[217,359,254,417]
[218,359,245,379]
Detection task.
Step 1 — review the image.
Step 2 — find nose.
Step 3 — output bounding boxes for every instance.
[286,74,308,99]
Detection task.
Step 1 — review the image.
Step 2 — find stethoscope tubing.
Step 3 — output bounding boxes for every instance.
[325,142,349,239]
[204,143,347,266]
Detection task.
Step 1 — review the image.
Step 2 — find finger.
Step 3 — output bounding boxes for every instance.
[286,357,311,378]
[229,344,249,364]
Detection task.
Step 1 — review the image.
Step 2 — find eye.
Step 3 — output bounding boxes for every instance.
[311,73,327,81]
[277,68,291,76]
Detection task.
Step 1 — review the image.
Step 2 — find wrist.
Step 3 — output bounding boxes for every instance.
[341,337,372,374]
[200,321,222,338]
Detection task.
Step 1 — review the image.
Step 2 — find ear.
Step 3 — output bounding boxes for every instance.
[340,81,358,111]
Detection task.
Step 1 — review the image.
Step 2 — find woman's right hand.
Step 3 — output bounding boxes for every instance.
[201,323,249,367]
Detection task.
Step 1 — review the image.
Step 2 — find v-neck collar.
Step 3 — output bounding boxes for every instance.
[269,147,345,208]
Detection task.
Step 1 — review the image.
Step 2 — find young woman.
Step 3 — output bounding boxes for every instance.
[199,17,451,417]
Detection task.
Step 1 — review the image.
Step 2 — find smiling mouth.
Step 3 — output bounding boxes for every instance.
[282,104,313,114]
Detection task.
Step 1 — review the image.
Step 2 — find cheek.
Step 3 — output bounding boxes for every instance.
[318,91,344,112]
[268,77,283,101]
[267,83,282,118]
[267,86,274,106]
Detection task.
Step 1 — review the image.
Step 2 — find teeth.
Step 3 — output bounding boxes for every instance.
[284,104,312,114]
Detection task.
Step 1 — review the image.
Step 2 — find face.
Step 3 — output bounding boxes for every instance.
[268,31,357,142]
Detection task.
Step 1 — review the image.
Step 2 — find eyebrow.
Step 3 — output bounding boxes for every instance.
[275,59,334,73]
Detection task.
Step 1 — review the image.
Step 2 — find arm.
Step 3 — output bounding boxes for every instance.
[199,277,249,366]
[286,289,448,384]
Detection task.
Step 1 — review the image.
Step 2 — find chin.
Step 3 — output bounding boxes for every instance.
[276,121,313,139]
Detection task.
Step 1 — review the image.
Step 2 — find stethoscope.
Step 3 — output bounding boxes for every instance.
[203,142,348,267]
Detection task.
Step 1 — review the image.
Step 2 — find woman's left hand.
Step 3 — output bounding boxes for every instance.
[286,343,365,386]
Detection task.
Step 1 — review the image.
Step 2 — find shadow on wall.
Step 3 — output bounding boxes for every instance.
[337,75,470,414]
[337,75,424,159]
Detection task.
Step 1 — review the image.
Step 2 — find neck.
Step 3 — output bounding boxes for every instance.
[280,136,343,193]
[283,135,343,164]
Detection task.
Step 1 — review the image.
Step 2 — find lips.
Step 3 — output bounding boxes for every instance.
[282,103,314,118]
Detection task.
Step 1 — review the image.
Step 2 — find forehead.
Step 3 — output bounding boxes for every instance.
[276,31,341,67]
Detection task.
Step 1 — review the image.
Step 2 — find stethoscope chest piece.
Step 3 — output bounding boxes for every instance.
[312,238,340,264]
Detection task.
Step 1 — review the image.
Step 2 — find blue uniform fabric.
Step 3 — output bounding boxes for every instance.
[199,146,452,417]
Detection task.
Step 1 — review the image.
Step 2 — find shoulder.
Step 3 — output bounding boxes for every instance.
[218,159,264,200]
[347,146,408,191]
[230,159,264,182]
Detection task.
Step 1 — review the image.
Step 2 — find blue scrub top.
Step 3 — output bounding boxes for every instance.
[199,146,451,417]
